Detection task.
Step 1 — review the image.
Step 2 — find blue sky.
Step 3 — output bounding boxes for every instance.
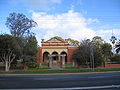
[0,0,120,45]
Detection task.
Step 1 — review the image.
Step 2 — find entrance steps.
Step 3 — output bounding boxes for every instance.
[51,66,62,70]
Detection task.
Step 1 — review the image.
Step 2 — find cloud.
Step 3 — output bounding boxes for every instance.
[96,29,120,43]
[86,18,99,24]
[97,29,120,35]
[31,9,98,45]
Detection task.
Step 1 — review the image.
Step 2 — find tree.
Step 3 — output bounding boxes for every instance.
[73,39,104,68]
[92,36,104,47]
[0,34,21,71]
[65,38,79,46]
[93,45,104,67]
[22,35,38,65]
[6,12,37,37]
[5,12,38,68]
[115,40,120,53]
[110,35,117,53]
[92,37,110,67]
[110,36,117,45]
[73,37,110,68]
[101,43,112,62]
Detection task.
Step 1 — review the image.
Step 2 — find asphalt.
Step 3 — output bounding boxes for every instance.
[0,72,120,89]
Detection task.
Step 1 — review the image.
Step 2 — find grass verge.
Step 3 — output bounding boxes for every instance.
[95,68,120,72]
[0,68,120,74]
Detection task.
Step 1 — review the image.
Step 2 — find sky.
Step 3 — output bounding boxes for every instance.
[0,0,120,45]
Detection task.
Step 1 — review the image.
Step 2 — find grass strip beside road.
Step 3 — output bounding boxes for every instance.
[95,68,120,72]
[0,68,90,74]
[0,68,120,74]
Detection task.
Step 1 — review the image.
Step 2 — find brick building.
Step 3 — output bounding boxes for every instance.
[37,36,79,65]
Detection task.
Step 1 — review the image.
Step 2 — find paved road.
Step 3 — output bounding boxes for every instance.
[0,72,120,89]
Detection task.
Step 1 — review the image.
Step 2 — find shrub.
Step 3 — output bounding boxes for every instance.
[26,61,37,68]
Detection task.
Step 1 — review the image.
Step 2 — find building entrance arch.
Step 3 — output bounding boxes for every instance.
[61,52,67,63]
[48,54,66,69]
[43,52,49,62]
[52,51,58,61]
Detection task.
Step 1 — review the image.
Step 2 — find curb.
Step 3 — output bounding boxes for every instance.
[0,71,120,76]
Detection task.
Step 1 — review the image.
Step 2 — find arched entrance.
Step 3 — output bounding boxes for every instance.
[51,51,60,68]
[48,52,66,69]
[43,52,49,62]
[52,51,58,61]
[61,52,67,63]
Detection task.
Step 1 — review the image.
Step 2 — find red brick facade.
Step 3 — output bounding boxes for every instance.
[67,48,77,63]
[37,47,42,63]
[37,36,78,64]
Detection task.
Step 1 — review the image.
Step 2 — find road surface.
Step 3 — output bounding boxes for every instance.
[0,72,120,89]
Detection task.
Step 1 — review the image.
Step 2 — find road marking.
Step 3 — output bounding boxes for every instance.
[1,85,120,90]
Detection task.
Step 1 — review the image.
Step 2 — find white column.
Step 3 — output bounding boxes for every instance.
[73,61,75,67]
[62,56,65,68]
[49,56,52,68]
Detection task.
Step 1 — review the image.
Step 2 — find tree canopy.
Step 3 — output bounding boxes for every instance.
[0,12,38,71]
[6,12,37,37]
[0,34,21,71]
[72,36,112,68]
[72,39,91,67]
[22,35,38,63]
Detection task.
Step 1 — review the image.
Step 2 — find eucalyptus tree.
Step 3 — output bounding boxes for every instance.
[72,39,91,67]
[22,35,38,64]
[0,34,21,71]
[101,43,112,62]
[72,36,111,68]
[5,12,38,67]
[6,12,37,37]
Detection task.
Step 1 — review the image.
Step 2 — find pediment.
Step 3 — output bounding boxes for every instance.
[46,36,66,43]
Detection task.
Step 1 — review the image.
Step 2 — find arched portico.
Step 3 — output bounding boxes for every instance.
[48,54,66,68]
[52,51,59,61]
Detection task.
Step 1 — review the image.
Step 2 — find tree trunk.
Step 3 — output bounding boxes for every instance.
[1,51,15,72]
[5,61,9,72]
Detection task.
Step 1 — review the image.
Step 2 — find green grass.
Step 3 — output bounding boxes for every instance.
[66,67,120,71]
[95,68,120,72]
[0,68,91,74]
[29,67,50,70]
[65,67,82,69]
[0,68,120,74]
